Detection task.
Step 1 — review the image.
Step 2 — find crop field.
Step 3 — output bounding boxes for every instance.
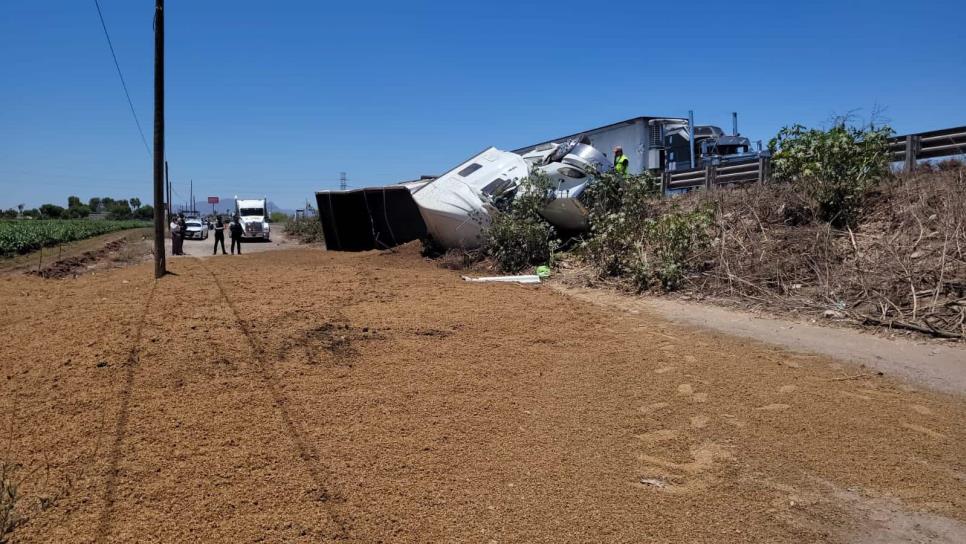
[1,244,964,543]
[0,219,149,256]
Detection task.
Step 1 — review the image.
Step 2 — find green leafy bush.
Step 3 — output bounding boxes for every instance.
[769,122,892,226]
[482,171,559,273]
[580,171,660,276]
[580,171,711,291]
[637,208,713,290]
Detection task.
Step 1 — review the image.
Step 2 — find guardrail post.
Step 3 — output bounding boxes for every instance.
[758,156,771,183]
[705,165,716,190]
[904,135,921,173]
[660,171,669,196]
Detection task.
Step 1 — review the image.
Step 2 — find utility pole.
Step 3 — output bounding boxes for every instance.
[152,0,166,278]
[339,172,347,191]
[165,161,171,219]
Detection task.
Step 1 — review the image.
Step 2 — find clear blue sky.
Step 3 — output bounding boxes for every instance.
[2,0,964,211]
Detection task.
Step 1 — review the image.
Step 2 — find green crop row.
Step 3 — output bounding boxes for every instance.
[0,220,150,257]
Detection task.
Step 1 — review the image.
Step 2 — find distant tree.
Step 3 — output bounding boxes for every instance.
[2,209,18,219]
[100,197,116,210]
[130,197,141,210]
[67,195,82,209]
[88,197,102,212]
[39,204,65,219]
[107,203,132,220]
[66,205,91,219]
[134,204,154,220]
[23,208,41,219]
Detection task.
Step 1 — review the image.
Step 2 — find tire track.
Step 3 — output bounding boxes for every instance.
[198,259,351,540]
[95,278,158,544]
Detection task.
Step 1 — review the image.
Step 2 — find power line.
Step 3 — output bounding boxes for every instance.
[93,0,152,157]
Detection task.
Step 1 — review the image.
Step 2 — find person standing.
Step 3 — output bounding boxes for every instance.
[170,215,183,255]
[229,215,244,255]
[212,216,227,255]
[176,214,187,255]
[613,146,629,175]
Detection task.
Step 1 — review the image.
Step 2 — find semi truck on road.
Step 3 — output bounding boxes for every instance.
[234,197,271,241]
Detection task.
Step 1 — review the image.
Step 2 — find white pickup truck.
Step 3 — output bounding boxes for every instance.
[234,198,271,241]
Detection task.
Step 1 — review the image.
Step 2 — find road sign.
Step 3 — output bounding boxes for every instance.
[207,196,219,204]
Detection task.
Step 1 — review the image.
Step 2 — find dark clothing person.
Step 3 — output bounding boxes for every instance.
[213,218,227,255]
[176,217,187,255]
[229,219,244,255]
[171,217,184,255]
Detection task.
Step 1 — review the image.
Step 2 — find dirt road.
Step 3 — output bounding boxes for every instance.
[174,228,295,258]
[1,245,964,543]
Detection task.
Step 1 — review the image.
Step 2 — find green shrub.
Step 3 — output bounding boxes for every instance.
[580,171,660,276]
[769,122,892,226]
[283,216,325,243]
[637,208,713,291]
[484,215,558,273]
[482,172,559,273]
[580,171,711,291]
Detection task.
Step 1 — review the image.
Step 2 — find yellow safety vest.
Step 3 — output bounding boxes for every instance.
[614,154,629,175]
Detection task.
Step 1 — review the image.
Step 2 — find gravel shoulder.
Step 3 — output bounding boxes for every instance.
[2,245,964,543]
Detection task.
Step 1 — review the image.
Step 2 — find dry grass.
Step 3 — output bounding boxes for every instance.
[110,234,152,265]
[675,166,966,338]
[1,461,21,544]
[559,166,966,339]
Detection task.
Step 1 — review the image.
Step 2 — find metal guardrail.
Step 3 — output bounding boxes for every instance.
[660,125,965,194]
[661,157,770,193]
[889,126,966,171]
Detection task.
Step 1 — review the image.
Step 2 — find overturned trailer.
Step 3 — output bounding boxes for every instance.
[317,113,768,251]
[315,180,428,251]
[315,139,620,251]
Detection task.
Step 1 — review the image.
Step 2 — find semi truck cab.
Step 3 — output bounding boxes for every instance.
[234,198,271,240]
